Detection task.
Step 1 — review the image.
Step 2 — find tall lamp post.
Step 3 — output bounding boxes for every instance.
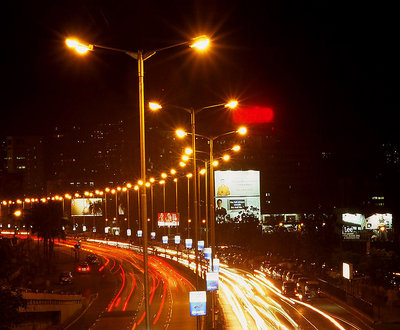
[152,100,238,287]
[66,35,210,329]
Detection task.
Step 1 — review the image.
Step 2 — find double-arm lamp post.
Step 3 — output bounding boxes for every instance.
[148,101,238,287]
[66,35,210,330]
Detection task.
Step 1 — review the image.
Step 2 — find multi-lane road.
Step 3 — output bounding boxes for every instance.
[57,239,196,329]
[56,238,373,329]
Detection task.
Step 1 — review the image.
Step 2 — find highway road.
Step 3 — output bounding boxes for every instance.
[57,239,197,330]
[56,238,373,329]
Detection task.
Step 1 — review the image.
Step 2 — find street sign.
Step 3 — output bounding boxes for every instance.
[189,291,207,316]
[137,230,142,238]
[162,235,168,244]
[151,231,156,239]
[175,235,181,244]
[127,229,132,236]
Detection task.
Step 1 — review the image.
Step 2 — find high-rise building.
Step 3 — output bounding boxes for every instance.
[2,136,45,197]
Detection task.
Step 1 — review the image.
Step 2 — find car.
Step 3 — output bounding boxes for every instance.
[281,281,297,297]
[296,277,312,292]
[289,273,303,283]
[59,272,73,284]
[297,280,321,301]
[77,262,90,273]
[86,254,100,265]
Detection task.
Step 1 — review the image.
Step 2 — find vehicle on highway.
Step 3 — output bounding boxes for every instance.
[297,280,321,301]
[77,262,90,273]
[288,273,303,283]
[59,271,73,284]
[296,277,312,292]
[281,281,297,297]
[86,254,100,265]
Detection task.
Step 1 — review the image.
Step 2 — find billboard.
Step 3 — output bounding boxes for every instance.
[341,212,393,240]
[189,291,207,316]
[118,199,127,216]
[366,213,392,230]
[158,212,180,227]
[214,170,260,223]
[71,198,103,216]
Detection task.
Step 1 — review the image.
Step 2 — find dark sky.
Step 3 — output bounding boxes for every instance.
[2,1,398,147]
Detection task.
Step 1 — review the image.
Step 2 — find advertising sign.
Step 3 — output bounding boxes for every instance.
[189,291,207,316]
[203,247,211,260]
[342,213,365,227]
[366,213,392,230]
[151,232,156,239]
[175,235,181,244]
[198,240,204,251]
[157,212,180,227]
[343,262,353,280]
[127,229,132,237]
[162,236,168,244]
[214,170,260,223]
[185,238,193,249]
[342,225,361,240]
[206,272,219,291]
[137,230,143,238]
[71,198,103,216]
[212,258,220,273]
[118,200,127,216]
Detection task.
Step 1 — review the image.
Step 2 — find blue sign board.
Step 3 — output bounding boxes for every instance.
[206,272,219,291]
[137,230,142,238]
[189,291,207,316]
[203,247,211,260]
[185,238,193,249]
[212,258,220,273]
[198,240,205,251]
[162,235,168,244]
[175,235,181,244]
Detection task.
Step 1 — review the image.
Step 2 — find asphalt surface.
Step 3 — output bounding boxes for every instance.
[55,239,197,330]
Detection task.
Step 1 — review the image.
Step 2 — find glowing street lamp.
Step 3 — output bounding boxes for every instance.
[190,35,210,51]
[176,129,188,138]
[66,34,211,328]
[148,102,162,111]
[232,145,241,152]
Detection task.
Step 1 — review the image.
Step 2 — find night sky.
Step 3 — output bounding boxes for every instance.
[2,1,398,148]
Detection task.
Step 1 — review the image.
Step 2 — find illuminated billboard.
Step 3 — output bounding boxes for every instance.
[214,170,260,223]
[366,213,392,230]
[71,198,103,216]
[158,212,179,227]
[341,212,393,240]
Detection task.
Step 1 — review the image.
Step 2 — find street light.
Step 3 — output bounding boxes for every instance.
[162,100,238,287]
[186,173,193,238]
[66,34,210,329]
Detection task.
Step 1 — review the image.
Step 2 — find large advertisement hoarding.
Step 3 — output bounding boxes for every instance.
[158,212,179,227]
[214,170,260,223]
[341,212,393,240]
[71,198,103,216]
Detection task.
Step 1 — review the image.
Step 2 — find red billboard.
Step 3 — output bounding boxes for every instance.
[157,212,180,227]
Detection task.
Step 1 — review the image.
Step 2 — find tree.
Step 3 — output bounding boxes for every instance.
[0,286,26,329]
[24,201,70,260]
